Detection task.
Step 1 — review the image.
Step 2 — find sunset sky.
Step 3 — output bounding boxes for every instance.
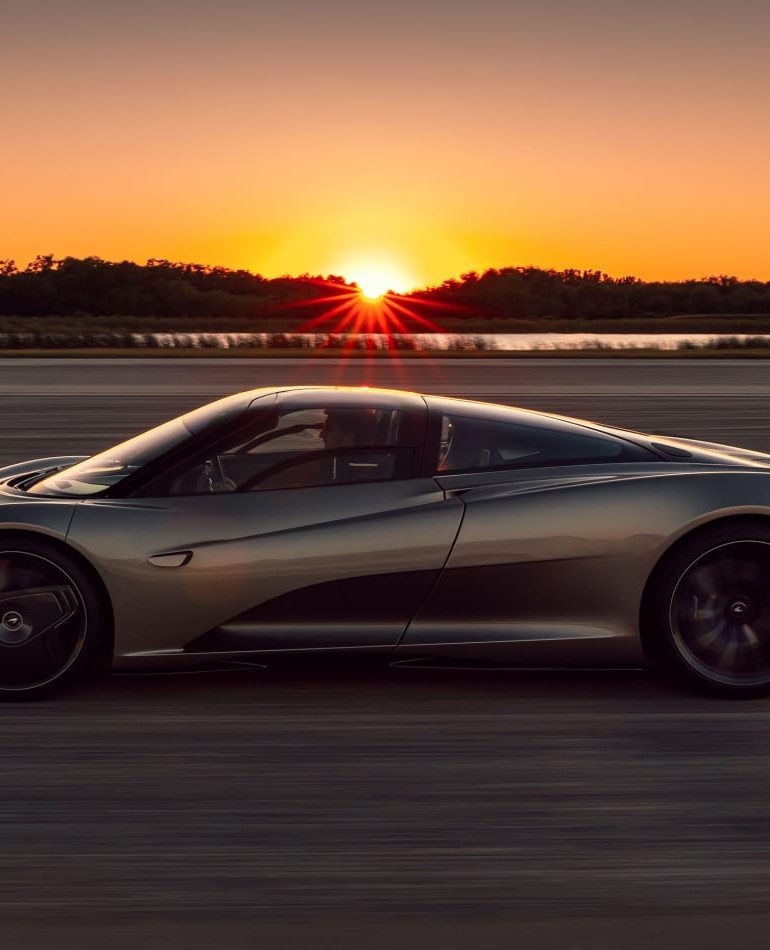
[3,0,770,289]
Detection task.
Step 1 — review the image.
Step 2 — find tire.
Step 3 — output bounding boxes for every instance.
[644,521,770,697]
[0,537,107,700]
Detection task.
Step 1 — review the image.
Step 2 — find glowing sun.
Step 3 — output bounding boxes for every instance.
[344,261,414,301]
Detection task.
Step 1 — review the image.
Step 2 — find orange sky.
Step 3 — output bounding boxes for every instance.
[3,0,770,288]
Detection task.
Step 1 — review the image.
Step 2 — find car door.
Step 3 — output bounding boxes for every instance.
[67,390,464,660]
[398,398,659,666]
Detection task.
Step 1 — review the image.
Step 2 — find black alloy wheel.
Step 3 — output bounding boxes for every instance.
[646,523,770,696]
[0,539,105,699]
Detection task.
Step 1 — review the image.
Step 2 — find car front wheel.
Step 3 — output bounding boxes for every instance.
[0,538,106,699]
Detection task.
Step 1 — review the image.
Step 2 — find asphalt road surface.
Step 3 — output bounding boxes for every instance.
[2,358,770,949]
[2,356,770,464]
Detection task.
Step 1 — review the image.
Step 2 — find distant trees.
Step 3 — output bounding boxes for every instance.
[0,257,354,321]
[0,258,769,323]
[421,267,770,320]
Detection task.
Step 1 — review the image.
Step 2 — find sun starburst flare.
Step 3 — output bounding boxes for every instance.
[279,258,469,381]
[351,263,410,302]
[293,280,443,339]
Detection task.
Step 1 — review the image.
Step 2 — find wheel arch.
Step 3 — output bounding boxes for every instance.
[0,527,115,666]
[638,512,770,659]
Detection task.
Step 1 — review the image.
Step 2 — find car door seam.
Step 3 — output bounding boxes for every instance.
[393,484,467,650]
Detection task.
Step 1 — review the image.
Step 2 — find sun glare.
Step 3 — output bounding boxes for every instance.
[344,261,413,302]
[296,256,444,345]
[359,279,389,302]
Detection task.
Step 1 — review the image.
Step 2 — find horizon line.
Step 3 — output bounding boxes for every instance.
[2,254,767,292]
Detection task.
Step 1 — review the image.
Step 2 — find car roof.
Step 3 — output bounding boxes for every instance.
[236,386,598,430]
[245,385,427,409]
[229,386,636,442]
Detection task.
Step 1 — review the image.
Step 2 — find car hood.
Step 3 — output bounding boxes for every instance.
[0,456,88,484]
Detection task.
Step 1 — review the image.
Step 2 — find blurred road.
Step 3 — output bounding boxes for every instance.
[2,358,770,949]
[2,356,770,464]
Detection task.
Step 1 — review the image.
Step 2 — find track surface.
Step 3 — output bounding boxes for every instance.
[1,356,769,464]
[2,358,770,949]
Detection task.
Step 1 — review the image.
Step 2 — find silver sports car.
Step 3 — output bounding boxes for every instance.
[2,385,770,699]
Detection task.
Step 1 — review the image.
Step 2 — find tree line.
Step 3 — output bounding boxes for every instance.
[1,256,769,322]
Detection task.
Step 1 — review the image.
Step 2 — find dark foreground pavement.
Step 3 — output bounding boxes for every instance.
[1,358,770,948]
[2,666,770,949]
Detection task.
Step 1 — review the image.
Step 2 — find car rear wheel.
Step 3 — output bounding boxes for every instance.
[0,539,106,699]
[645,523,770,696]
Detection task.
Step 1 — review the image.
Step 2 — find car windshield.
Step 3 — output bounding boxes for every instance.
[26,392,252,497]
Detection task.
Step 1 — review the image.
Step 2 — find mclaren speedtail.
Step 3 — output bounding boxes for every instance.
[3,385,770,698]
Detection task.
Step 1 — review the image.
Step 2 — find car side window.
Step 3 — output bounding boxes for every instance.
[436,413,649,473]
[161,405,413,494]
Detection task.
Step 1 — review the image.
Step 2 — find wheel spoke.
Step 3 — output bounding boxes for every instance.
[687,563,722,597]
[692,618,727,650]
[687,592,720,624]
[692,603,719,622]
[715,631,740,671]
[741,623,760,648]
